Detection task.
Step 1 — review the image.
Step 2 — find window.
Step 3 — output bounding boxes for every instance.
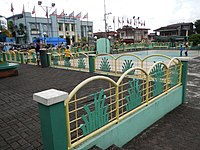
[71,24,75,31]
[88,26,93,32]
[31,24,38,31]
[58,23,63,31]
[65,24,69,31]
[43,25,48,32]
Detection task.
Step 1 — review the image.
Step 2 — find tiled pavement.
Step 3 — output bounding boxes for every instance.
[0,57,200,150]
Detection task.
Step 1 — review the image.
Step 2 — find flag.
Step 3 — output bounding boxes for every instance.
[130,19,132,25]
[57,10,64,18]
[118,17,121,23]
[122,17,124,24]
[11,3,14,12]
[83,13,88,19]
[75,12,81,19]
[127,18,129,24]
[32,6,35,14]
[113,16,115,23]
[133,16,135,19]
[137,17,140,20]
[144,20,145,26]
[22,4,25,14]
[69,11,74,18]
[45,11,48,17]
[51,9,57,16]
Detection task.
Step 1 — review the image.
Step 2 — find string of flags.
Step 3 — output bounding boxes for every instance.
[10,3,88,20]
[113,15,146,27]
[11,3,145,27]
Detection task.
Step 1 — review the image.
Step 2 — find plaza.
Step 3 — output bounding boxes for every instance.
[0,54,200,149]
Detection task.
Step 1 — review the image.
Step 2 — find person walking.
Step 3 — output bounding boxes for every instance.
[185,42,189,56]
[35,39,41,66]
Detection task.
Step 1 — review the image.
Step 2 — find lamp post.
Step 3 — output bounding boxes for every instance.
[43,32,47,44]
[94,36,97,53]
[108,35,111,50]
[38,1,55,38]
[104,0,112,53]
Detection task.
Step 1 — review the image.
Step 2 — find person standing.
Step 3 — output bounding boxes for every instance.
[185,42,189,56]
[65,46,71,64]
[180,44,183,57]
[35,39,41,66]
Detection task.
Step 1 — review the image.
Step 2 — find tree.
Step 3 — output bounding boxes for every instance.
[7,21,16,38]
[189,34,200,46]
[194,20,200,34]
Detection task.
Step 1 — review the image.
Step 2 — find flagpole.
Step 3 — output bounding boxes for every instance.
[23,5,28,44]
[87,15,89,45]
[113,16,115,32]
[118,17,119,29]
[33,6,38,36]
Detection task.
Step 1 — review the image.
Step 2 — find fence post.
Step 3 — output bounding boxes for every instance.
[2,52,7,62]
[89,54,96,73]
[33,89,68,150]
[20,52,24,64]
[180,59,188,103]
[16,51,20,62]
[47,53,52,66]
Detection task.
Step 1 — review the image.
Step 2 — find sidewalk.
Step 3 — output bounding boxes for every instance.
[0,57,200,150]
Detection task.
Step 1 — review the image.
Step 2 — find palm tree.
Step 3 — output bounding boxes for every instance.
[17,23,27,44]
[7,21,16,38]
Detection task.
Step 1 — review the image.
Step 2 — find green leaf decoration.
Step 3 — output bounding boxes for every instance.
[150,63,165,96]
[80,89,109,136]
[64,58,71,67]
[32,53,36,63]
[99,57,111,72]
[125,79,142,111]
[78,57,86,69]
[170,65,179,87]
[122,60,134,74]
[52,55,59,65]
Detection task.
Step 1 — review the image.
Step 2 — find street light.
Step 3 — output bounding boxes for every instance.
[38,1,55,37]
[43,32,47,44]
[104,0,112,53]
[94,36,97,53]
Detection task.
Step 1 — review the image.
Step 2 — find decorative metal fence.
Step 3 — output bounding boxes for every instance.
[64,57,182,149]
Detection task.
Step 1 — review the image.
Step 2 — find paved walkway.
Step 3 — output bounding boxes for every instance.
[0,57,200,150]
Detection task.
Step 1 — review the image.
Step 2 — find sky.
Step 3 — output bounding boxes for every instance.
[0,0,200,33]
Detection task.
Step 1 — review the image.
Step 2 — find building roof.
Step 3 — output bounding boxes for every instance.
[154,22,193,32]
[116,25,150,32]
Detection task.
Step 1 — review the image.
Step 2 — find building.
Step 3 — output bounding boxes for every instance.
[148,33,157,42]
[0,15,7,29]
[7,12,93,45]
[94,26,150,44]
[154,22,193,41]
[117,26,150,43]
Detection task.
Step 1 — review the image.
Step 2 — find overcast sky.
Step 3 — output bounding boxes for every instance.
[1,0,200,33]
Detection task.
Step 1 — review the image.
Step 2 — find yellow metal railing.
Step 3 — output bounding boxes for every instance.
[64,58,182,149]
